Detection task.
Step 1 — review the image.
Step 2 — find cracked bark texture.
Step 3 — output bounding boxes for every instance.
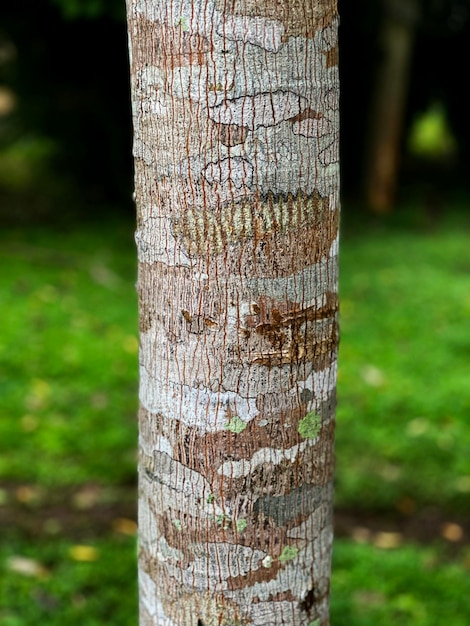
[126,1,340,624]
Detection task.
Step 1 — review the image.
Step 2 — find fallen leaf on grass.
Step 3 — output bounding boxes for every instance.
[15,485,43,505]
[7,556,49,578]
[361,365,386,387]
[373,531,402,549]
[72,486,102,510]
[112,517,137,535]
[69,545,99,562]
[441,522,463,542]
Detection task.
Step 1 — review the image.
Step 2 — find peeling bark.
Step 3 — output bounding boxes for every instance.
[126,0,340,624]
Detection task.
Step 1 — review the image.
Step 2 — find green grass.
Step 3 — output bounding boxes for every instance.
[331,539,470,626]
[1,205,469,624]
[336,208,470,513]
[0,219,139,486]
[0,534,137,626]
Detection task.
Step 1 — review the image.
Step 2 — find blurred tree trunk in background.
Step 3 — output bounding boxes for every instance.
[364,0,420,213]
[126,1,340,624]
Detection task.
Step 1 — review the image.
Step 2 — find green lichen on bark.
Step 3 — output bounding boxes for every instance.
[298,411,322,439]
[278,545,299,562]
[223,415,247,434]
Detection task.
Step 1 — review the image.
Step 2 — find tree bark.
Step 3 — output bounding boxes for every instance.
[126,1,340,624]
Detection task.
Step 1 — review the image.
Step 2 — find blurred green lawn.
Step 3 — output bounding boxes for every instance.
[1,206,469,625]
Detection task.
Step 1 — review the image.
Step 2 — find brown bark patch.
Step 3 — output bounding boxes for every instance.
[242,294,338,367]
[181,310,219,334]
[137,261,224,341]
[223,215,339,278]
[138,383,336,492]
[186,405,308,478]
[216,122,249,147]
[244,294,337,329]
[214,0,337,38]
[152,508,327,597]
[187,417,336,504]
[225,554,283,590]
[249,332,337,368]
[288,107,324,125]
[325,45,339,68]
[156,510,286,552]
[177,389,333,480]
[130,18,212,71]
[255,590,297,604]
[227,439,336,503]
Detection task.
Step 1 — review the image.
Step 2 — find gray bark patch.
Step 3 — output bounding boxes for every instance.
[253,484,324,526]
[216,15,285,52]
[208,91,308,130]
[203,157,254,189]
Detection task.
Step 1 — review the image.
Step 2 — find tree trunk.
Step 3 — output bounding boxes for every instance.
[363,0,419,213]
[126,1,340,624]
